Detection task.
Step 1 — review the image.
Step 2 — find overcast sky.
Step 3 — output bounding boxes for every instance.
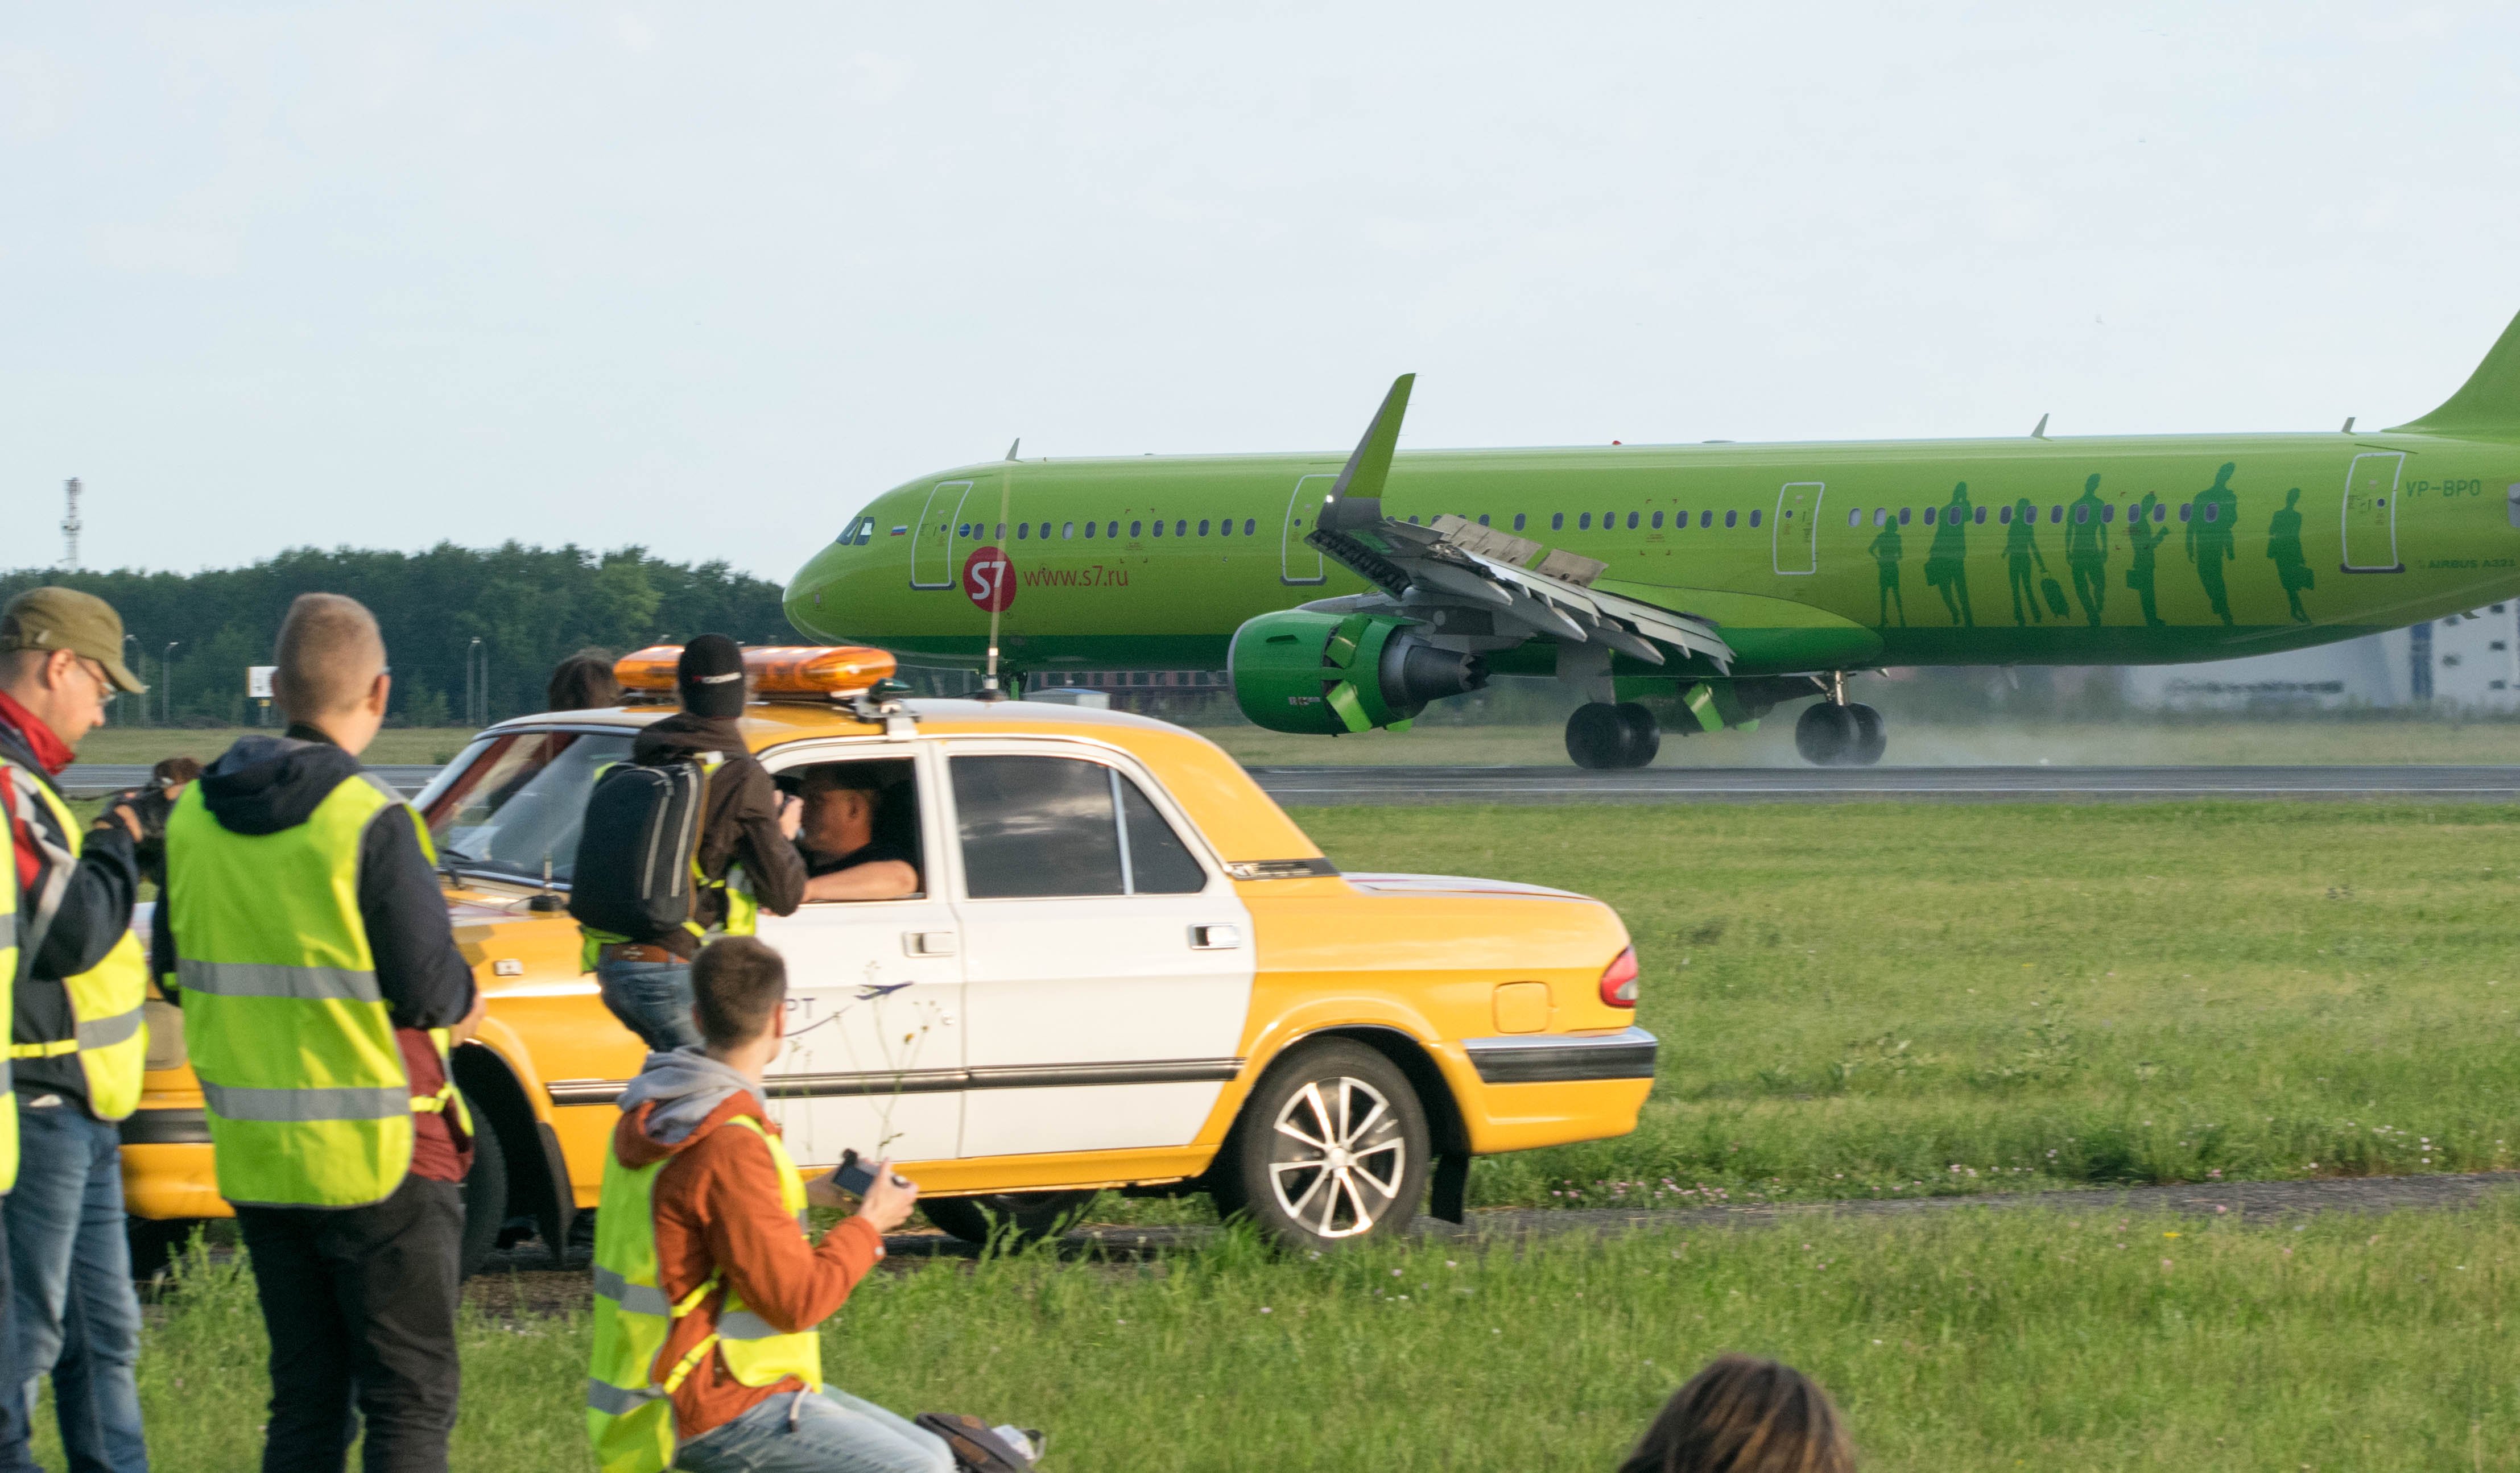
[6,3,2517,581]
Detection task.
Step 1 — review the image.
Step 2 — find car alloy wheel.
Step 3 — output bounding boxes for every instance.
[1269,1074,1408,1239]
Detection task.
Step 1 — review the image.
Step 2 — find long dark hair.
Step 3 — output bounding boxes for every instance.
[1617,1355,1854,1473]
[544,649,621,713]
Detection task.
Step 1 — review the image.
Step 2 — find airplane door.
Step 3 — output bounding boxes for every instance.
[2342,453,2406,573]
[911,480,974,589]
[1281,474,1334,585]
[1774,482,1824,575]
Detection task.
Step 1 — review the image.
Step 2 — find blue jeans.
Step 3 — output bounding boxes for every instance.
[597,958,703,1052]
[4,1102,146,1473]
[674,1391,951,1473]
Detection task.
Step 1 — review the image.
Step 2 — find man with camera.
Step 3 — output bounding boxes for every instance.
[586,936,951,1473]
[0,588,154,1473]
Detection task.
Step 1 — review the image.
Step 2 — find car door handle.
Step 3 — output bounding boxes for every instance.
[902,931,957,957]
[1189,924,1241,950]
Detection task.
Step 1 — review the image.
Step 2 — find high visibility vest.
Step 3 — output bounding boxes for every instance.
[12,776,149,1120]
[577,751,760,973]
[0,759,19,1193]
[585,1114,823,1473]
[166,769,464,1209]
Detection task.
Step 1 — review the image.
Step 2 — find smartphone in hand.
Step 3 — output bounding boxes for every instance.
[831,1148,913,1197]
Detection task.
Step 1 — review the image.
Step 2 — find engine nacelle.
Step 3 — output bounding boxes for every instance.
[1228,609,1488,734]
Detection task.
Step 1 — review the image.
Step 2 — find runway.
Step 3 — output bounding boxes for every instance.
[1246,763,2520,804]
[58,762,2520,804]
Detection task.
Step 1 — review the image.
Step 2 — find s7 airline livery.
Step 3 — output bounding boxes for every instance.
[786,312,2520,767]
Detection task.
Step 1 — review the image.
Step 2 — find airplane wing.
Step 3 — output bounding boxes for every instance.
[1306,509,1734,672]
[1295,374,1733,673]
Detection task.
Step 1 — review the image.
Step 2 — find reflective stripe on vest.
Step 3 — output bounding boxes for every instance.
[168,770,427,1208]
[0,760,19,1191]
[586,1113,823,1473]
[16,779,150,1119]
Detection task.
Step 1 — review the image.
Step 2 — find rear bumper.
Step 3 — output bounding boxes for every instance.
[119,1142,228,1221]
[1463,1026,1658,1085]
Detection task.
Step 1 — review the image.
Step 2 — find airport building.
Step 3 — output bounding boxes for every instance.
[2122,603,2520,712]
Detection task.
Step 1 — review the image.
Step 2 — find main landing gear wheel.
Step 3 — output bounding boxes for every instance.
[1795,702,1887,767]
[1846,703,1887,766]
[1565,702,1659,769]
[923,1190,1098,1247]
[1213,1040,1431,1249]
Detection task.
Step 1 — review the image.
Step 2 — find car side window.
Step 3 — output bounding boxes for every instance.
[953,755,1126,898]
[952,754,1212,899]
[1118,776,1206,894]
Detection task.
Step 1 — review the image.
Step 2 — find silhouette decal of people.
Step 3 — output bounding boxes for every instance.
[1924,482,1975,626]
[2003,497,2049,625]
[1868,512,1906,627]
[2267,485,2314,623]
[2064,474,2110,626]
[2124,491,2169,628]
[2186,461,2241,626]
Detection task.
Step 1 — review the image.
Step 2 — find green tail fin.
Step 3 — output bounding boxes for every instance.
[2389,309,2520,436]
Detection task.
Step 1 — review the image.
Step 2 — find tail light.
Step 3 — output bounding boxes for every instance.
[1599,946,1638,1008]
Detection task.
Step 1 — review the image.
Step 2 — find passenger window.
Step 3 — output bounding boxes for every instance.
[952,756,1209,899]
[1153,520,1166,537]
[1749,510,1761,527]
[1062,521,1076,539]
[1119,779,1207,893]
[1627,512,1639,529]
[1132,520,1143,537]
[2050,506,2063,523]
[1552,512,1565,531]
[1513,514,1527,531]
[1244,518,1256,535]
[1084,520,1098,539]
[953,756,1123,898]
[1108,521,1119,538]
[1199,519,1211,535]
[1175,519,1187,536]
[1725,510,1738,528]
[1656,511,1667,529]
[1699,511,1712,527]
[1017,523,1030,539]
[1998,505,2010,524]
[1579,512,1592,529]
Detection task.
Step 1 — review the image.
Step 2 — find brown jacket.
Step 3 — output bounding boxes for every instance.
[614,1093,885,1443]
[629,714,807,958]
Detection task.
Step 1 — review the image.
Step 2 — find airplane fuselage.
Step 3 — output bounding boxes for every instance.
[786,429,2520,680]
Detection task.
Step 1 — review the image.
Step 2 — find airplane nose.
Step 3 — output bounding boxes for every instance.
[784,542,852,642]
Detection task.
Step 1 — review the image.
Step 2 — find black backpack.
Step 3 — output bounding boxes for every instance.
[567,758,706,941]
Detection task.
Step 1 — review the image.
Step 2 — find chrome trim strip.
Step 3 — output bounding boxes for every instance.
[1463,1027,1658,1085]
[546,1057,1244,1108]
[1224,857,1340,880]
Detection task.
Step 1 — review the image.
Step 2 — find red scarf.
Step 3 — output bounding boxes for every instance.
[0,690,72,776]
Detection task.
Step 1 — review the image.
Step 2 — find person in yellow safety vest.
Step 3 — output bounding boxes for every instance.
[0,587,152,1473]
[151,593,485,1473]
[582,635,804,1052]
[587,937,947,1473]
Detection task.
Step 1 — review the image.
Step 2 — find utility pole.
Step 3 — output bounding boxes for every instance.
[59,479,81,570]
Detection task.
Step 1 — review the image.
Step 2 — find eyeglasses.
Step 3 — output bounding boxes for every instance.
[75,657,117,706]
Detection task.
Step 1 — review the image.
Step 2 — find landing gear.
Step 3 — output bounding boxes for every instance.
[1794,694,1886,767]
[1565,702,1660,769]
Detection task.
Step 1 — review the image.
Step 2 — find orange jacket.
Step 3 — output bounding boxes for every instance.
[613,1094,886,1441]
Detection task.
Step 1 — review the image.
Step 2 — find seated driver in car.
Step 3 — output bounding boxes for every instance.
[794,766,920,901]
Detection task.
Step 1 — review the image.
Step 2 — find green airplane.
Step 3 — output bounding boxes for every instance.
[784,312,2520,768]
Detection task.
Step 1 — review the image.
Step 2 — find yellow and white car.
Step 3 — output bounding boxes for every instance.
[124,649,1655,1260]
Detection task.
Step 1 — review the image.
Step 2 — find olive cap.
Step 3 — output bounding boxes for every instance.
[0,587,148,693]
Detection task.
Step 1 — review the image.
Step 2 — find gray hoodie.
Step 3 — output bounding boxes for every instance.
[617,1048,766,1146]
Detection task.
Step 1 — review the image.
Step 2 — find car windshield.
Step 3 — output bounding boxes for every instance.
[415,728,633,886]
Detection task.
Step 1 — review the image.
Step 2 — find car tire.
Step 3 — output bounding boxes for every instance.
[126,1217,202,1284]
[921,1191,1097,1247]
[458,1091,507,1279]
[1213,1040,1431,1249]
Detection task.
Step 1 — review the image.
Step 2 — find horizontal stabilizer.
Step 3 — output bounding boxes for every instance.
[2389,309,2520,438]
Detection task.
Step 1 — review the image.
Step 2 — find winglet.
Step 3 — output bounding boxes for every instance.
[1318,374,1414,532]
[2389,309,2520,437]
[1005,437,1022,461]
[2030,413,2049,440]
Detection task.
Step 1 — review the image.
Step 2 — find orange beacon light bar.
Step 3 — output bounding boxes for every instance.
[613,644,898,698]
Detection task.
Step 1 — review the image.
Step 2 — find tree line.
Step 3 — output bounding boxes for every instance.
[1,543,791,727]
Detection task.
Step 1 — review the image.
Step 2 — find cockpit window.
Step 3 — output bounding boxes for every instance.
[836,515,877,546]
[416,729,634,885]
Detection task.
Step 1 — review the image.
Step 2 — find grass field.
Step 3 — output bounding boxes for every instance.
[77,1201,2520,1472]
[72,716,2520,769]
[1281,802,2520,1213]
[75,726,481,766]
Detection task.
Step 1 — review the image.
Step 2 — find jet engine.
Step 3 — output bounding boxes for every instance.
[1228,609,1488,734]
